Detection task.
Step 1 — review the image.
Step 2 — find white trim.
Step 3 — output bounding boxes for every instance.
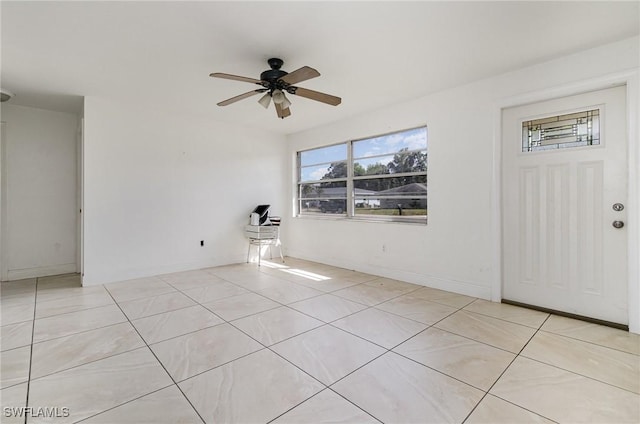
[287,248,491,299]
[0,122,7,281]
[81,254,247,286]
[492,69,640,333]
[625,73,639,333]
[7,263,77,281]
[78,116,85,284]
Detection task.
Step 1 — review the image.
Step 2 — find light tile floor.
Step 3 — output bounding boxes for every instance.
[1,258,639,423]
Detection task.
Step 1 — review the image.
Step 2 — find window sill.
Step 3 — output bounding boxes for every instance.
[294,214,427,225]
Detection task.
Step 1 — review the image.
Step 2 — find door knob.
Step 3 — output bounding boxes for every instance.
[613,203,624,212]
[612,220,625,229]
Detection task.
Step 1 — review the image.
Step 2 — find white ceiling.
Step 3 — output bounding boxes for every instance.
[1,1,638,135]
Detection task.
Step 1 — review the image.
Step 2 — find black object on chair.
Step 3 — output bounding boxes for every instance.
[251,205,270,225]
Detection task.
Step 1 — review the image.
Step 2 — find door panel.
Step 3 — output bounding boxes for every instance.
[502,85,628,324]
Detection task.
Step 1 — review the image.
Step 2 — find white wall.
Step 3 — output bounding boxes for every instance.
[285,37,639,302]
[82,97,287,285]
[1,104,79,280]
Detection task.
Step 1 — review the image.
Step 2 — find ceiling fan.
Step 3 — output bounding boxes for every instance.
[210,58,341,119]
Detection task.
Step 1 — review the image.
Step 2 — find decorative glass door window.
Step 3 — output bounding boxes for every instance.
[522,109,600,152]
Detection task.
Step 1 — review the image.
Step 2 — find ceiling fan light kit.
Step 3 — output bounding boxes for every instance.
[210,58,341,119]
[258,92,271,109]
[271,89,285,104]
[272,89,292,109]
[0,88,15,102]
[281,96,292,109]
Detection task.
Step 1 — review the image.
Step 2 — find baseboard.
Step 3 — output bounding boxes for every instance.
[81,254,248,286]
[285,249,492,300]
[6,263,77,281]
[79,249,492,301]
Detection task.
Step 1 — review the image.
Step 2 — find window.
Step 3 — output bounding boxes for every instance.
[297,127,427,223]
[522,109,600,152]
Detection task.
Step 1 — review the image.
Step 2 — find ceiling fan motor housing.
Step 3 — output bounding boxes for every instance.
[260,58,288,90]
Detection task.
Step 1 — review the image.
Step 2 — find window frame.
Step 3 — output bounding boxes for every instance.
[296,126,428,224]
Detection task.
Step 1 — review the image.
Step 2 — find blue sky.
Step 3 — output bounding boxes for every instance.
[300,127,427,181]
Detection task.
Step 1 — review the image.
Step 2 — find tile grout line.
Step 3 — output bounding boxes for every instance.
[198,263,515,417]
[369,300,465,326]
[219,320,335,422]
[44,276,638,417]
[202,271,331,308]
[101,288,207,424]
[318,288,473,357]
[507,314,640,396]
[74,384,175,423]
[429,313,540,355]
[326,387,385,424]
[28,302,121,326]
[212,261,405,303]
[23,277,38,424]
[9,260,636,423]
[29,319,129,346]
[331,302,499,395]
[310,297,556,423]
[27,346,152,385]
[114,272,286,342]
[379,297,553,394]
[460,313,558,424]
[180,269,392,423]
[265,386,383,424]
[171,346,271,385]
[111,274,323,350]
[24,316,147,381]
[518,346,640,396]
[372,305,514,393]
[114,270,340,420]
[177,270,411,418]
[459,300,551,329]
[265,330,388,424]
[71,270,470,365]
[536,327,640,357]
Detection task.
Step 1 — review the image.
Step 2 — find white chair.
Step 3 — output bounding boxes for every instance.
[245,225,283,266]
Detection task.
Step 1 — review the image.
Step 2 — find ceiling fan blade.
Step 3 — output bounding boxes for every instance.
[279,66,320,85]
[210,73,263,85]
[275,102,291,119]
[217,89,266,106]
[289,87,341,106]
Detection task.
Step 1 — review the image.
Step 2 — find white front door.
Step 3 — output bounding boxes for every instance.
[502,85,628,325]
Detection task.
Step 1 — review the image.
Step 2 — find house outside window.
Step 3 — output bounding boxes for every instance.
[297,126,427,223]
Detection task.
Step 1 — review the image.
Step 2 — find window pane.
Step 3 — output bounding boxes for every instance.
[299,181,347,215]
[354,198,427,218]
[354,176,427,218]
[354,151,427,176]
[300,143,347,167]
[299,181,347,200]
[353,175,426,193]
[354,156,391,176]
[300,161,348,182]
[353,127,427,159]
[304,199,347,214]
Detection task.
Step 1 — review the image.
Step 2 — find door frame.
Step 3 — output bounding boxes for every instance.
[0,122,7,281]
[491,70,639,333]
[77,117,84,282]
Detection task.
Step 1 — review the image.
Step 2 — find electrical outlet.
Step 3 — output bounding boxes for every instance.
[200,240,204,246]
[382,244,386,252]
